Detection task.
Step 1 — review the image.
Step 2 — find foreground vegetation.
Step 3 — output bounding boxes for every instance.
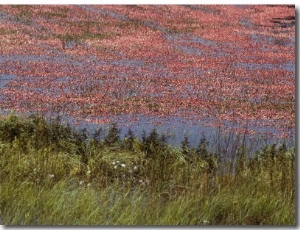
[0,114,295,225]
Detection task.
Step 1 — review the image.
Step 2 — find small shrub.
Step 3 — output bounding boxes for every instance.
[104,123,120,147]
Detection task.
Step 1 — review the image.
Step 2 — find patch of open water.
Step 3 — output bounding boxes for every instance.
[0,74,16,88]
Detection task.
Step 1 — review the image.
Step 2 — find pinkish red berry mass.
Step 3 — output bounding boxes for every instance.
[0,5,295,144]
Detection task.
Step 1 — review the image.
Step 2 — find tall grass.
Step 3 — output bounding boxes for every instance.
[0,114,295,225]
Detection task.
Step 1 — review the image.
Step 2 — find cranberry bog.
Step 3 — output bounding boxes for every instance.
[0,5,295,147]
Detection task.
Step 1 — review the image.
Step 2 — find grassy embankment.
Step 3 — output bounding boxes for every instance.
[0,114,295,225]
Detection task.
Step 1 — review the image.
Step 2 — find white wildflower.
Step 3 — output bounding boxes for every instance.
[114,166,117,169]
[133,166,138,171]
[87,166,91,174]
[79,181,84,186]
[203,220,209,225]
[121,164,126,168]
[112,161,116,165]
[48,174,54,178]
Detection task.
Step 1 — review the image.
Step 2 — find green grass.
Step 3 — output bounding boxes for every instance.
[0,113,295,225]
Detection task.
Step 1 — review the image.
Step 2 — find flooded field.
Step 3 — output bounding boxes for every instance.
[0,5,295,147]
